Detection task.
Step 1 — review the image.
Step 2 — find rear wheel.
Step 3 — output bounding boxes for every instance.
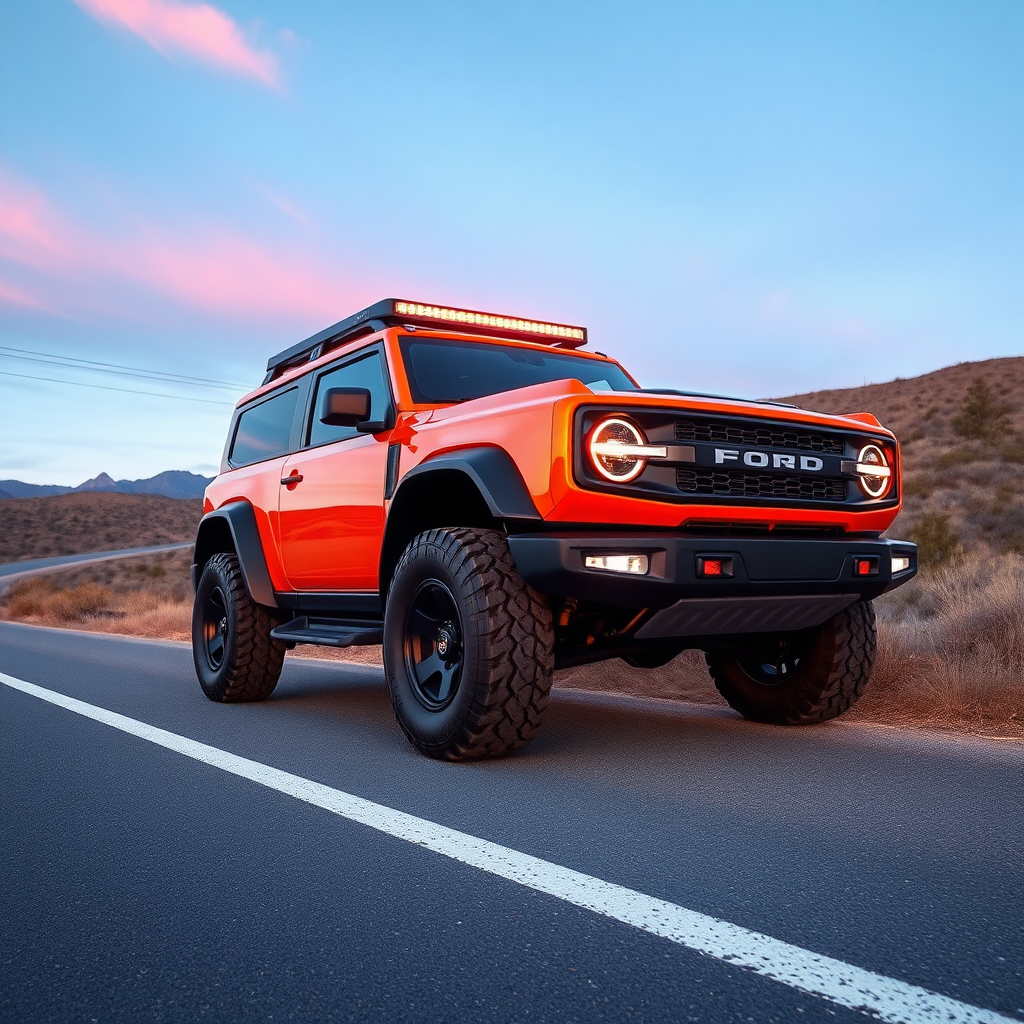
[192,551,285,702]
[704,601,876,724]
[384,528,554,760]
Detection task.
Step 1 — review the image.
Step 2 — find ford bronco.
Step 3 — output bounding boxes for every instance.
[191,299,917,759]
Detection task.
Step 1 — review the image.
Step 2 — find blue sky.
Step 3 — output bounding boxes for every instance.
[1,0,1021,485]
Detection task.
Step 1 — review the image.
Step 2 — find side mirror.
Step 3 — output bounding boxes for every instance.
[319,387,372,427]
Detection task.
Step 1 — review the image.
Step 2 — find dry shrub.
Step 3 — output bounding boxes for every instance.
[863,555,1024,734]
[5,577,114,622]
[6,577,58,617]
[907,512,962,568]
[46,582,114,621]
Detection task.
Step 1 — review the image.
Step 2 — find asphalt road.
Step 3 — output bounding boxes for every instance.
[0,543,192,587]
[1,621,1021,1023]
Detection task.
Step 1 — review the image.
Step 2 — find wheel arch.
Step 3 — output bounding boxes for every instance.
[380,447,542,599]
[192,501,278,608]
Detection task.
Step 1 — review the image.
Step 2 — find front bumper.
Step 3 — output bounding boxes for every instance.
[507,532,918,638]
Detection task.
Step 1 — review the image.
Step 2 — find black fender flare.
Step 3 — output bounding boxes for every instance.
[192,501,278,608]
[378,447,543,595]
[395,447,542,521]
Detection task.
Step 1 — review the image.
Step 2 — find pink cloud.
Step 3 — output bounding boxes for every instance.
[0,165,358,324]
[0,280,56,313]
[72,0,280,87]
[0,169,74,266]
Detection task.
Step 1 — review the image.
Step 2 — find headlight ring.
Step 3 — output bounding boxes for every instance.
[588,417,662,483]
[855,443,892,498]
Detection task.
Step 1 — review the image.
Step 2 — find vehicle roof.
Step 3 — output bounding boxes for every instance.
[235,326,621,409]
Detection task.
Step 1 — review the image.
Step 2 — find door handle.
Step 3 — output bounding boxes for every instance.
[280,474,303,486]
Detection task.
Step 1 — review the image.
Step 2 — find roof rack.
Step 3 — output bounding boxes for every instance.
[264,298,588,383]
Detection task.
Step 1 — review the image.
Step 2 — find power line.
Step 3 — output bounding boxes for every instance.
[0,350,247,393]
[0,370,237,407]
[0,344,252,390]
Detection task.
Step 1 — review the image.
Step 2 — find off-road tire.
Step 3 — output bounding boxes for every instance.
[192,551,285,702]
[704,601,876,725]
[384,528,554,760]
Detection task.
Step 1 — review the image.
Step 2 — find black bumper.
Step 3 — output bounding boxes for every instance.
[507,532,918,638]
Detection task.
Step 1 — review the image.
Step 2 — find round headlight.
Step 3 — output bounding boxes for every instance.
[856,444,892,498]
[589,417,648,482]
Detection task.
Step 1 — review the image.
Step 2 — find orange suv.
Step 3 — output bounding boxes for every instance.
[191,299,917,759]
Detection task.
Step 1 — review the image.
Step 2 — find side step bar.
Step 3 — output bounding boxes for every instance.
[270,616,383,648]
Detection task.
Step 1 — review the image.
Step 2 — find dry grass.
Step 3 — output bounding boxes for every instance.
[858,555,1024,736]
[0,550,381,660]
[0,491,202,563]
[1,551,196,641]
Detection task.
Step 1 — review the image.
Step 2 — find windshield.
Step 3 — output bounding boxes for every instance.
[399,336,638,403]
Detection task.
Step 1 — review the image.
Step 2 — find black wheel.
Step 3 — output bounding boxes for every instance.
[384,528,554,760]
[192,551,285,702]
[704,601,876,724]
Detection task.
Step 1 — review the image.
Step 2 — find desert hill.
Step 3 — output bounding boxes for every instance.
[0,469,213,500]
[779,356,1024,558]
[0,492,202,564]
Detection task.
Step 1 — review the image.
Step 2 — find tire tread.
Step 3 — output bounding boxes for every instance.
[387,528,554,759]
[193,551,284,702]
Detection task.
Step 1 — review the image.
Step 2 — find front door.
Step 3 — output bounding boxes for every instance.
[277,349,392,592]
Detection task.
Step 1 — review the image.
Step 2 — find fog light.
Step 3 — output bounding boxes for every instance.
[892,555,911,573]
[584,553,649,575]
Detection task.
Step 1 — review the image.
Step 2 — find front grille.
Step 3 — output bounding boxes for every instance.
[675,419,845,454]
[676,469,847,502]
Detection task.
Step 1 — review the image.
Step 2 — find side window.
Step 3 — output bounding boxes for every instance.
[308,352,390,447]
[229,387,299,466]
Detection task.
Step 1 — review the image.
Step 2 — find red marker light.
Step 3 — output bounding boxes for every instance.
[854,558,879,577]
[696,556,733,578]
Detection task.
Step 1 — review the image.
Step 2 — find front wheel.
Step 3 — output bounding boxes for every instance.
[383,528,554,760]
[704,601,876,724]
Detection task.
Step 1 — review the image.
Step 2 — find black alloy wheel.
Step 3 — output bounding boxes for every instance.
[200,586,230,671]
[404,580,464,710]
[736,635,806,685]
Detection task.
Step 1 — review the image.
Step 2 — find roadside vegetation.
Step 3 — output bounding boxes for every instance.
[2,359,1021,737]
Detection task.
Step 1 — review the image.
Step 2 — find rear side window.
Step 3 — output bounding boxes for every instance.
[230,387,299,466]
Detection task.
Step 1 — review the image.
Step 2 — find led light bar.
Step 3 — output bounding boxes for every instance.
[394,301,586,345]
[265,297,589,383]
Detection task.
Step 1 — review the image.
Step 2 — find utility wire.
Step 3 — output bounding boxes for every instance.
[0,344,251,390]
[0,370,237,407]
[0,351,248,393]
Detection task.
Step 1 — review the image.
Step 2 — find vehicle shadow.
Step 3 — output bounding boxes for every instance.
[266,654,862,788]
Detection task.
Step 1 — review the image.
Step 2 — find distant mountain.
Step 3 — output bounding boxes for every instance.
[0,470,213,501]
[0,480,73,498]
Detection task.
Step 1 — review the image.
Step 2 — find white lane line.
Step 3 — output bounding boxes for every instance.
[1,671,1017,1024]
